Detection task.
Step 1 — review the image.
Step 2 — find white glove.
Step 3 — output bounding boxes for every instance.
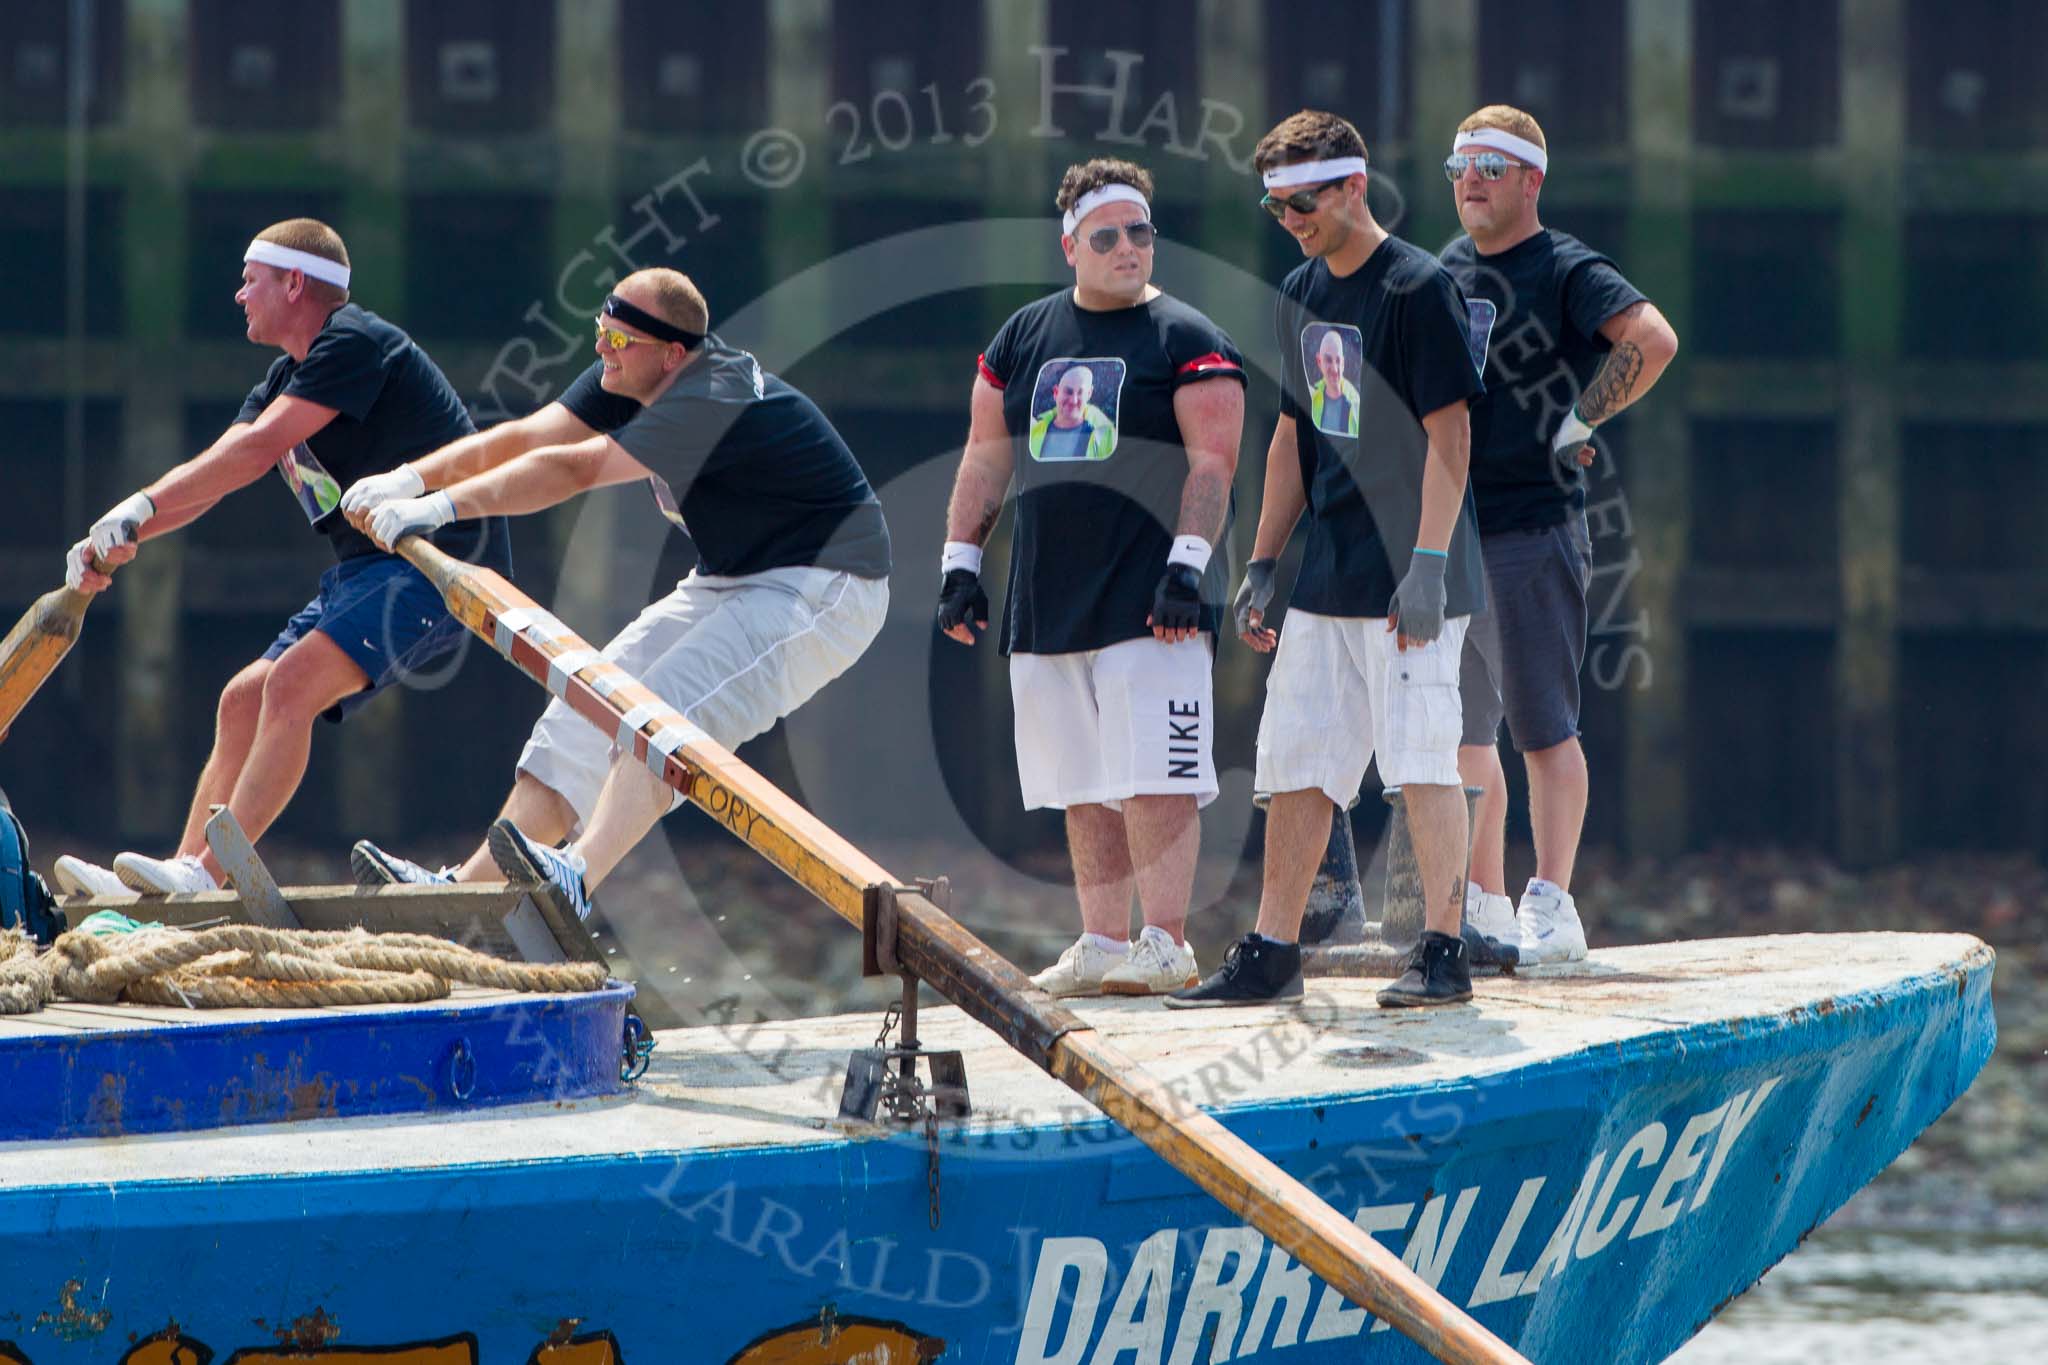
[368,492,457,548]
[89,491,155,557]
[1552,406,1596,461]
[341,464,426,517]
[64,538,95,591]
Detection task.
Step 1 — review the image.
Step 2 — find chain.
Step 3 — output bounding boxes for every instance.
[925,1107,942,1229]
[874,1000,902,1050]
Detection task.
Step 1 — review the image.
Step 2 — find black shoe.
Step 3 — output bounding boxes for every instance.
[1376,931,1474,1008]
[1461,921,1520,970]
[1164,934,1304,1009]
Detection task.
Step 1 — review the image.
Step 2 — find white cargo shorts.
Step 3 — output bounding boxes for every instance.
[1253,609,1468,806]
[518,566,888,829]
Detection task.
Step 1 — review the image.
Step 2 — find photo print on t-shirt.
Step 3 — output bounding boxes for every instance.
[1299,323,1363,438]
[277,442,344,524]
[1027,357,1126,461]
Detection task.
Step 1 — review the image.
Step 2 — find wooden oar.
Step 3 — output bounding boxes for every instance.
[398,536,1526,1365]
[0,554,113,743]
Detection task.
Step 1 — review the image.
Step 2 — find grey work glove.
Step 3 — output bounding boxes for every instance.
[1389,551,1448,645]
[1233,558,1278,636]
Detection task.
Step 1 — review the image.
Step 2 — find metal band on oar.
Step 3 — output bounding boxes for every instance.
[396,535,1528,1365]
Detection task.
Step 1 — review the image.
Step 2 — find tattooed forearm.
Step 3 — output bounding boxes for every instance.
[1578,340,1645,425]
[971,495,1001,542]
[1177,464,1231,543]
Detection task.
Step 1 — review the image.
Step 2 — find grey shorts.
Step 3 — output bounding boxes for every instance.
[1460,512,1592,752]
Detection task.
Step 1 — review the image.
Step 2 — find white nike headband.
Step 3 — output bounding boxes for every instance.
[1060,183,1150,236]
[244,239,352,289]
[1261,156,1369,190]
[1452,128,1548,172]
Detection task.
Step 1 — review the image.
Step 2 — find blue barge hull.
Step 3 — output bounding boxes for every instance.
[0,933,1996,1363]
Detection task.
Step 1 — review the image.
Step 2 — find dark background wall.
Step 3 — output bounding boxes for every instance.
[1,0,2042,870]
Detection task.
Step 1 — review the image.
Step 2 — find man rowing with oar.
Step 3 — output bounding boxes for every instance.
[342,268,890,918]
[52,219,508,898]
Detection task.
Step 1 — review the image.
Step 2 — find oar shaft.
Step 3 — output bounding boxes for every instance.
[399,537,1526,1365]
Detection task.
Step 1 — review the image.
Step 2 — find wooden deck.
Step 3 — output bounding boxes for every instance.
[0,932,1989,1191]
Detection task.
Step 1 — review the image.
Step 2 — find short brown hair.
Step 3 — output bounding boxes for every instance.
[1253,110,1368,175]
[254,217,350,305]
[1458,104,1547,152]
[1055,158,1154,215]
[619,267,710,338]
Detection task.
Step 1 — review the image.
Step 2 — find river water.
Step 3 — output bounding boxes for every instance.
[1670,1224,2048,1361]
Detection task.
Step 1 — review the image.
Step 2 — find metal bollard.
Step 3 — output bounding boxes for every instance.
[1300,806,1367,946]
[1378,785,1483,953]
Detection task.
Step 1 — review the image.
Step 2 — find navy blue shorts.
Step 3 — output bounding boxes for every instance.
[1459,512,1592,752]
[264,554,469,723]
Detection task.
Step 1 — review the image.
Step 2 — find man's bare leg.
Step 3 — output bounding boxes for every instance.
[1404,782,1470,938]
[1067,802,1135,940]
[194,635,366,882]
[567,755,672,891]
[455,772,580,882]
[172,660,270,858]
[1254,788,1335,941]
[1458,742,1510,896]
[1524,736,1587,893]
[1122,794,1196,944]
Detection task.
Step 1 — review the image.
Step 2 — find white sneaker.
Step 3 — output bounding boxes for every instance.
[1030,936,1128,998]
[1101,930,1200,996]
[113,852,220,896]
[1515,879,1588,964]
[53,855,129,898]
[1464,884,1519,944]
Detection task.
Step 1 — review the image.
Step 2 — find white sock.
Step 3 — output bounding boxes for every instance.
[1082,932,1128,954]
[1525,878,1561,900]
[1138,924,1178,950]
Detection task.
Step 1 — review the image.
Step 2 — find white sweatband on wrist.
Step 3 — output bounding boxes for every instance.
[1261,157,1370,189]
[1166,535,1212,572]
[1453,129,1549,173]
[1060,184,1151,236]
[941,541,984,576]
[1552,407,1596,450]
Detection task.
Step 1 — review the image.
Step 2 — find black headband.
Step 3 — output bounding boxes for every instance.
[602,293,704,349]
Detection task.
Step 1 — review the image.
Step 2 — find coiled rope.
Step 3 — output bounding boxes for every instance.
[0,924,608,1014]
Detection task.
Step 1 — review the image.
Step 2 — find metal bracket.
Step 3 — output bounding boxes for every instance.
[860,876,951,978]
[203,805,301,929]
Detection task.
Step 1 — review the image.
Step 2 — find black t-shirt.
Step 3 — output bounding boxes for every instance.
[1440,229,1646,534]
[1276,239,1487,619]
[608,340,891,579]
[558,358,643,433]
[238,304,508,568]
[979,289,1246,655]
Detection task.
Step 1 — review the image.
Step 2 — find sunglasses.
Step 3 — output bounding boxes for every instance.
[1442,151,1523,182]
[1260,177,1349,218]
[1083,221,1157,253]
[594,317,665,351]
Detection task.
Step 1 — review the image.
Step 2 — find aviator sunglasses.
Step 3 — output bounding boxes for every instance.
[1260,177,1348,218]
[1442,151,1523,182]
[1083,220,1157,252]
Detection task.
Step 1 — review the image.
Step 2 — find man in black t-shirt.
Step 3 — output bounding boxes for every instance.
[52,219,506,899]
[343,268,889,921]
[1439,105,1679,965]
[937,158,1246,998]
[1168,111,1488,1011]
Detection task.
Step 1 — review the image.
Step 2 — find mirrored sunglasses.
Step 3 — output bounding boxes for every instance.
[1085,221,1157,253]
[594,317,663,351]
[1442,151,1520,182]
